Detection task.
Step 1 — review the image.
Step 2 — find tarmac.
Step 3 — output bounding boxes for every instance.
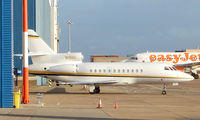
[0,79,200,120]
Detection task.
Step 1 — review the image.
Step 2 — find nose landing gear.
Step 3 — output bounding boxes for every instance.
[161,79,167,95]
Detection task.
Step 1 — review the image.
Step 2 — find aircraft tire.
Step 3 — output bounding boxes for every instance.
[162,90,167,95]
[95,89,100,94]
[94,86,100,94]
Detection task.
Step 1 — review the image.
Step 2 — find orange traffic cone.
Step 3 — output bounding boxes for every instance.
[97,98,102,108]
[83,85,87,89]
[114,102,118,109]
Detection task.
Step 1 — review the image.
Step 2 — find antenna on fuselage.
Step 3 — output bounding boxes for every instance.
[67,20,73,53]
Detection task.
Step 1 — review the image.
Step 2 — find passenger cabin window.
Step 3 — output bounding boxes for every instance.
[136,69,138,72]
[132,69,134,73]
[141,69,143,72]
[118,69,120,73]
[99,69,101,73]
[94,69,97,73]
[90,69,92,73]
[131,56,138,60]
[103,69,106,73]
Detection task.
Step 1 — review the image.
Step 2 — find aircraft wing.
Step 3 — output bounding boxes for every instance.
[66,80,118,85]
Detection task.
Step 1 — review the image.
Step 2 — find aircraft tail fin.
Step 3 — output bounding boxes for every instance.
[28,29,55,54]
[28,29,83,65]
[28,29,55,64]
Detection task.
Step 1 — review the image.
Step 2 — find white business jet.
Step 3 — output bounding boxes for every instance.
[28,30,194,95]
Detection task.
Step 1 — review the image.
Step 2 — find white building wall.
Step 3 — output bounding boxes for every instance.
[36,0,51,46]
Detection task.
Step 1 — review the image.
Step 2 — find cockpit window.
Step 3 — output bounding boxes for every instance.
[169,67,173,70]
[165,66,177,71]
[164,67,169,70]
[172,67,177,71]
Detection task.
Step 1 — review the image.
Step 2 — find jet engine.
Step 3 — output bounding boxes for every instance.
[49,64,77,73]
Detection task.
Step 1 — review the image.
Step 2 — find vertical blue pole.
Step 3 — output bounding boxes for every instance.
[0,0,13,108]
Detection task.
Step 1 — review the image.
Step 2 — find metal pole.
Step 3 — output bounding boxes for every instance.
[67,20,72,53]
[22,0,30,104]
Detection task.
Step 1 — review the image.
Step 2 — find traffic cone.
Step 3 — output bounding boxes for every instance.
[97,98,102,108]
[83,85,87,89]
[114,102,118,109]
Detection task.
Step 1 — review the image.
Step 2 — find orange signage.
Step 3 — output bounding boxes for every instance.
[149,53,200,64]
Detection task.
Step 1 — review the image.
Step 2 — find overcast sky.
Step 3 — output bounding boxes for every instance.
[58,0,200,60]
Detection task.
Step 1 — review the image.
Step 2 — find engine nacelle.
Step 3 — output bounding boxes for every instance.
[49,64,77,73]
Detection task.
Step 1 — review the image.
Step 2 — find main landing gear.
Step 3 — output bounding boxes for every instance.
[161,79,167,95]
[89,86,100,94]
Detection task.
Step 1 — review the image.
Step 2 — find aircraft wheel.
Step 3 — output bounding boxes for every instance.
[194,74,199,79]
[56,81,60,86]
[162,90,167,95]
[94,86,100,94]
[89,86,95,94]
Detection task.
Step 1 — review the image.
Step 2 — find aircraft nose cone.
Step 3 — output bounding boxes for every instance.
[184,73,194,81]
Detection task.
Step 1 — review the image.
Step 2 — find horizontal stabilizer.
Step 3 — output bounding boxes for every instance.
[14,52,50,57]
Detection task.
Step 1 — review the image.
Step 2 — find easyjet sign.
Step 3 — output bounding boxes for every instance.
[149,53,200,64]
